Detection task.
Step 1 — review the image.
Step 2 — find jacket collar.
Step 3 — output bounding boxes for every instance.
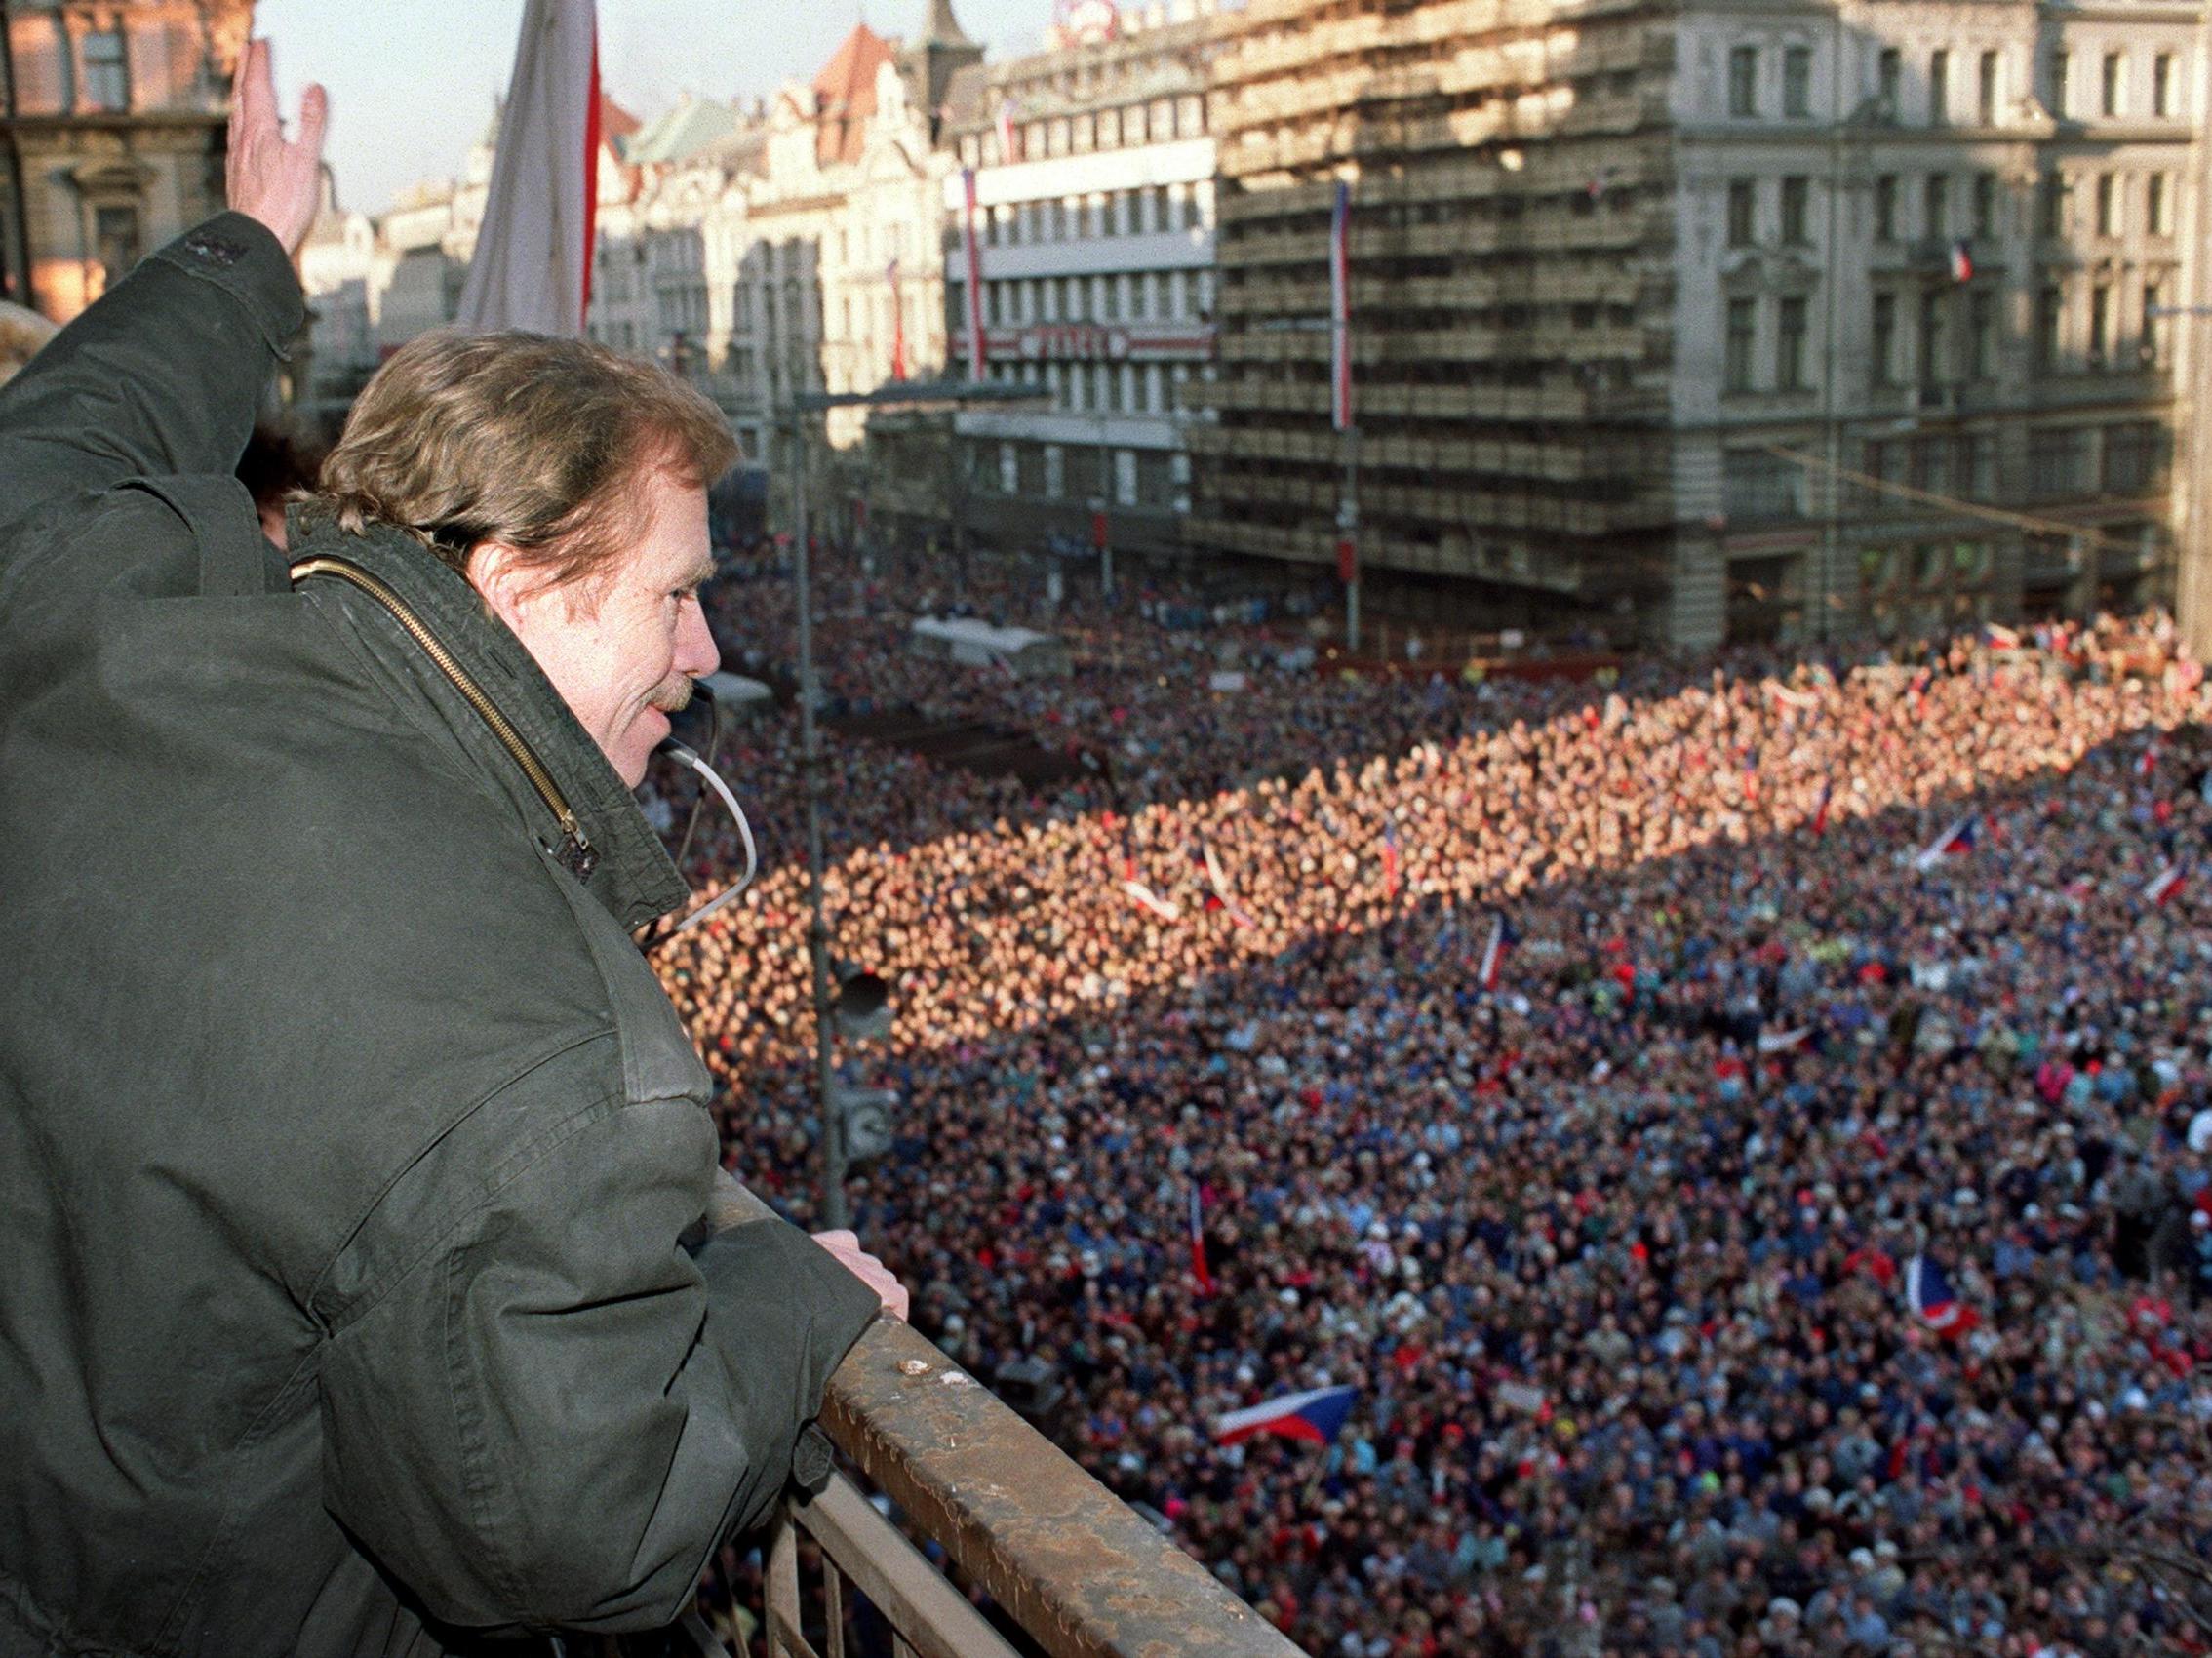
[289,511,691,931]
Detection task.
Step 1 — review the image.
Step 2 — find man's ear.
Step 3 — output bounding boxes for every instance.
[466,540,539,635]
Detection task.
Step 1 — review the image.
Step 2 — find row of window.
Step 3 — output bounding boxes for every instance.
[1722,420,2166,524]
[970,181,1212,250]
[954,93,1208,170]
[1722,169,2175,251]
[1719,277,2172,396]
[969,268,1216,328]
[1722,40,2185,125]
[971,355,1203,418]
[10,15,129,116]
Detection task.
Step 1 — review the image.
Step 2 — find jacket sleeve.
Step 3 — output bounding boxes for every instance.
[317,1091,882,1634]
[0,212,303,548]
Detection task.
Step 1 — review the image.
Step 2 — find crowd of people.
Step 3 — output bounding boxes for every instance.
[650,567,2212,1658]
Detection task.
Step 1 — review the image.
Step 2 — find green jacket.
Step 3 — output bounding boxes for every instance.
[0,215,879,1656]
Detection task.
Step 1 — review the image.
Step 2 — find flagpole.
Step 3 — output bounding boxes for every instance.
[1341,423,1360,655]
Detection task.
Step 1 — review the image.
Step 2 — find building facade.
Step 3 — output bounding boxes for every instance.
[1192,0,2203,651]
[920,6,1223,566]
[1,0,252,322]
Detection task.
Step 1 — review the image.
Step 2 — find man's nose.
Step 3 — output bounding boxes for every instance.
[677,596,720,680]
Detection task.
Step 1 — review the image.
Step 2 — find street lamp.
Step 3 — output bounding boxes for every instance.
[780,377,1045,1229]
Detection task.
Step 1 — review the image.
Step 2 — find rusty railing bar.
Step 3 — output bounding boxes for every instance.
[708,1181,1303,1658]
[793,1472,1023,1658]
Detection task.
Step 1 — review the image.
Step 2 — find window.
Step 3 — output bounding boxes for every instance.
[1780,176,1810,244]
[1978,51,2000,125]
[2101,52,2122,117]
[1872,292,1898,385]
[2035,284,2064,369]
[2095,174,2117,237]
[1877,49,1902,116]
[2089,285,2111,364]
[1925,175,1950,239]
[2153,54,2175,118]
[2037,171,2069,237]
[1969,290,1997,378]
[1724,297,1757,391]
[2144,283,2164,365]
[1777,296,1808,389]
[81,26,127,112]
[1728,46,1758,116]
[1783,46,1811,117]
[2105,421,2168,493]
[1726,178,1757,247]
[1919,291,1948,384]
[92,204,139,291]
[2028,427,2090,497]
[1875,175,1900,241]
[1972,172,1997,238]
[1929,50,1950,123]
[1723,449,1805,521]
[2049,50,2070,118]
[2148,174,2169,236]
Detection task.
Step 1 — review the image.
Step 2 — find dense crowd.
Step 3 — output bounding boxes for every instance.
[652,579,2212,1658]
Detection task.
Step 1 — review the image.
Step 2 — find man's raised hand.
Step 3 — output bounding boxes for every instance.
[226,39,328,257]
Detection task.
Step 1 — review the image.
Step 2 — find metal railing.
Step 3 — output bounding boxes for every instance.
[719,1188,1306,1658]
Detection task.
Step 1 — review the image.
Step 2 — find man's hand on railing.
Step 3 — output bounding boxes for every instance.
[810,1229,908,1322]
[226,38,328,257]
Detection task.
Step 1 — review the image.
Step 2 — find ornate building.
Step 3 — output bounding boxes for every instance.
[0,0,250,322]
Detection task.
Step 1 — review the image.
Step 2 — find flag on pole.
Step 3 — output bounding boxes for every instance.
[1912,813,1979,871]
[1214,1384,1359,1446]
[886,258,908,380]
[1188,1182,1213,1294]
[2144,859,2187,906]
[1811,779,1835,838]
[1198,842,1256,928]
[1905,1253,1980,1336]
[1380,822,1400,900]
[1948,240,1974,283]
[1328,180,1352,434]
[1478,912,1518,991]
[996,96,1020,164]
[455,0,601,336]
[960,168,986,380]
[1122,879,1181,923]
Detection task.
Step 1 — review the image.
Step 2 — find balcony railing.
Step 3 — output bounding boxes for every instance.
[704,1185,1306,1658]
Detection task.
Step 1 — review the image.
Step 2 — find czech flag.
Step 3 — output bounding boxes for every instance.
[1811,779,1834,838]
[1478,912,1519,991]
[456,0,601,335]
[1214,1384,1359,1446]
[2144,860,2187,906]
[1198,842,1256,929]
[1906,1253,1980,1336]
[1122,879,1181,923]
[2138,737,2162,778]
[1912,812,1978,871]
[1380,823,1401,901]
[1949,240,1974,283]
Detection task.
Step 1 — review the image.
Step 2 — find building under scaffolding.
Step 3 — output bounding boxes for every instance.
[1191,0,2203,650]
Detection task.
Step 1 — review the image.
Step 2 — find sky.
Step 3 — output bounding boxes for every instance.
[255,0,1057,217]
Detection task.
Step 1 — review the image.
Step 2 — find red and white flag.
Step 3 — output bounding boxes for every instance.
[886,258,907,380]
[2144,860,2187,906]
[456,0,601,336]
[960,168,986,379]
[1328,180,1352,433]
[1122,879,1181,923]
[996,97,1021,164]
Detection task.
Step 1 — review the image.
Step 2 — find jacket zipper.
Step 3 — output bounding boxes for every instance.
[290,554,598,880]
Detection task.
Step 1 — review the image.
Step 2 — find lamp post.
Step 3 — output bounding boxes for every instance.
[781,377,1045,1229]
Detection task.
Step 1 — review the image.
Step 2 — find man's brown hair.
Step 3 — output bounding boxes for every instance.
[312,330,738,591]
